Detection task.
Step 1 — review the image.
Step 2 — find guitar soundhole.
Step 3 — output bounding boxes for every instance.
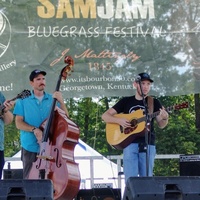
[130,119,137,127]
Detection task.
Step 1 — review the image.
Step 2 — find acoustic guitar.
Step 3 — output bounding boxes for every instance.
[106,102,189,150]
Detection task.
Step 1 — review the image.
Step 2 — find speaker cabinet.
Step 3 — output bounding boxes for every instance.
[3,169,23,179]
[179,154,200,176]
[0,179,53,199]
[123,176,200,200]
[75,188,121,200]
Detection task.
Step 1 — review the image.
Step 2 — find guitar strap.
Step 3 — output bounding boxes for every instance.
[147,96,154,115]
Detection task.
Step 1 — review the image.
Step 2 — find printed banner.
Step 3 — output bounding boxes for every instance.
[0,0,200,99]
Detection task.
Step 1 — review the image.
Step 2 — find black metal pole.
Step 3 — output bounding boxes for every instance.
[137,80,150,177]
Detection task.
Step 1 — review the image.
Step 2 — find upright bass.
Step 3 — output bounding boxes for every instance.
[28,56,81,200]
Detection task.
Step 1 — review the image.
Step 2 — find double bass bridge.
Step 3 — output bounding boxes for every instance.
[37,155,54,161]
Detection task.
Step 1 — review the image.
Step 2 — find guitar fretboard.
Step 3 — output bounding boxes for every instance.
[136,102,188,123]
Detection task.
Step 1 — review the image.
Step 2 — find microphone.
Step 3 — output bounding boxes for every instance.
[135,75,141,82]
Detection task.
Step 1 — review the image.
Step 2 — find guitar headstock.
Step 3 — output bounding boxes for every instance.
[61,55,74,80]
[174,102,189,110]
[16,90,31,100]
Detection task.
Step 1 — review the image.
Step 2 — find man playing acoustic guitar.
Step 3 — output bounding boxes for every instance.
[102,72,169,183]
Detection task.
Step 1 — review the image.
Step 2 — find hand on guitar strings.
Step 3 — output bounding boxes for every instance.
[159,106,169,120]
[117,117,131,128]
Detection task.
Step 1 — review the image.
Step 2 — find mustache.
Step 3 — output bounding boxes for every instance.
[39,84,45,87]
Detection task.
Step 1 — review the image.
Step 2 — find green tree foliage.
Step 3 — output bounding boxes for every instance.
[154,94,198,176]
[65,97,122,155]
[4,121,20,157]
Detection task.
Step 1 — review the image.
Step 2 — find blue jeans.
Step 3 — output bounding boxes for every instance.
[123,143,156,183]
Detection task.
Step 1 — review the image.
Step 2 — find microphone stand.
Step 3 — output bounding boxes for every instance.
[137,80,150,177]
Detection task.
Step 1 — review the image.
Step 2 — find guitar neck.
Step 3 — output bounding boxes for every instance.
[138,105,179,123]
[149,105,178,119]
